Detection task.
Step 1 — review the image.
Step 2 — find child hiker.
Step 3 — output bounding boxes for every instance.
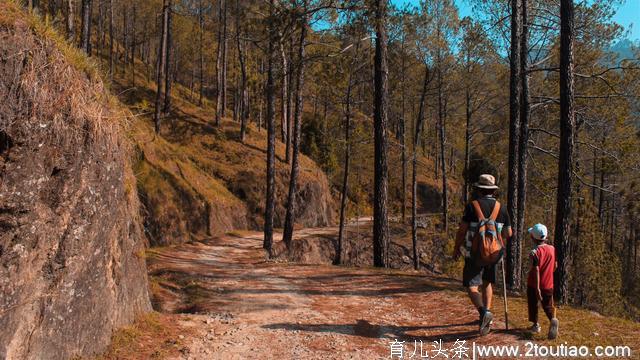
[527,223,559,339]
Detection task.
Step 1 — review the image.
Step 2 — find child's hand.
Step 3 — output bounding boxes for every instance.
[537,289,543,301]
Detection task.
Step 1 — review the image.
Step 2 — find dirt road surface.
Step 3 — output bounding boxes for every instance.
[148,228,522,359]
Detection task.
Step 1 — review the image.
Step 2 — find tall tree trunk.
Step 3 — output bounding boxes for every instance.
[122,5,127,75]
[555,0,576,305]
[97,0,103,58]
[598,155,606,221]
[513,0,530,291]
[198,0,204,106]
[412,65,429,271]
[80,0,92,54]
[130,3,136,87]
[66,0,74,41]
[236,0,248,142]
[263,0,277,256]
[372,0,390,268]
[400,35,407,223]
[286,35,294,163]
[108,0,113,79]
[438,79,448,236]
[280,39,289,160]
[463,89,471,205]
[215,0,225,125]
[163,4,173,113]
[221,0,228,117]
[506,0,521,290]
[336,47,358,266]
[282,14,308,249]
[609,193,616,252]
[154,0,170,133]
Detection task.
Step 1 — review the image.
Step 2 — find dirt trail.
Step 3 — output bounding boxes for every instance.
[148,228,523,359]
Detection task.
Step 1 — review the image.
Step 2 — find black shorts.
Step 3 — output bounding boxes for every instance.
[462,258,497,287]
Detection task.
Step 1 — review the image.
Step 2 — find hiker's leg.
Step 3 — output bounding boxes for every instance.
[527,287,539,324]
[541,289,556,321]
[480,264,496,310]
[463,259,484,309]
[467,286,484,309]
[481,281,493,310]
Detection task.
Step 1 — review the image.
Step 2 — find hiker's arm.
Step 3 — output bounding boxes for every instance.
[535,265,542,300]
[501,226,513,241]
[453,222,469,259]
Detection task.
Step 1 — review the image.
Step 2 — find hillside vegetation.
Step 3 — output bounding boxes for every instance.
[107,69,335,246]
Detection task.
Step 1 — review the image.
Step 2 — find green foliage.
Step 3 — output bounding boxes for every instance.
[569,197,625,317]
[300,113,338,175]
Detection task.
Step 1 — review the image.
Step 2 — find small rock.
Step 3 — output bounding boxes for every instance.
[402,255,411,264]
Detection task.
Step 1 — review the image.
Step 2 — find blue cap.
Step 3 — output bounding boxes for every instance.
[528,223,548,240]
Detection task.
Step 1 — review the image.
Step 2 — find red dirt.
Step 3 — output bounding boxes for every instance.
[148,228,526,359]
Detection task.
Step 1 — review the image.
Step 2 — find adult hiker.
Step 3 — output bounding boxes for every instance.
[453,174,512,336]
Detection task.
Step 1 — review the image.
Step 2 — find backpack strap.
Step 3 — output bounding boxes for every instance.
[471,200,485,220]
[489,201,501,221]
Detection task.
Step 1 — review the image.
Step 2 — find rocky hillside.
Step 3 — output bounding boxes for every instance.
[0,4,150,359]
[109,66,335,246]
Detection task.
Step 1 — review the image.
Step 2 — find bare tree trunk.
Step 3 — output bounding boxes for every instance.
[66,0,74,41]
[131,3,136,87]
[97,0,103,58]
[280,39,289,159]
[555,0,576,305]
[438,81,448,236]
[506,0,521,290]
[286,35,294,163]
[372,0,389,268]
[282,14,308,249]
[513,0,530,291]
[108,0,113,79]
[198,0,204,106]
[236,0,248,142]
[154,0,170,133]
[412,65,429,271]
[400,34,407,223]
[598,155,606,220]
[221,0,228,116]
[80,0,92,54]
[257,57,264,131]
[163,4,173,113]
[263,0,277,256]
[215,0,225,125]
[336,48,358,266]
[122,5,127,75]
[463,89,471,205]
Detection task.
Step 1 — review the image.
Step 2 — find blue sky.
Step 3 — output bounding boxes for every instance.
[392,0,640,41]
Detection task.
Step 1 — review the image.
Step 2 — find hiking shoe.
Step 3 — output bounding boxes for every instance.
[480,310,493,336]
[529,323,541,333]
[548,318,559,339]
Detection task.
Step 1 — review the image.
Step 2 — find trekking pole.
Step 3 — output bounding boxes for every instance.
[501,257,509,330]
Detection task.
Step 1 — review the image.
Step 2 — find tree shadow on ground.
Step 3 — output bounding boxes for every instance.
[263,319,529,342]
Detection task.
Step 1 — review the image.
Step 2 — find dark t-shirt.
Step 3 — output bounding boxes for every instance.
[462,195,511,228]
